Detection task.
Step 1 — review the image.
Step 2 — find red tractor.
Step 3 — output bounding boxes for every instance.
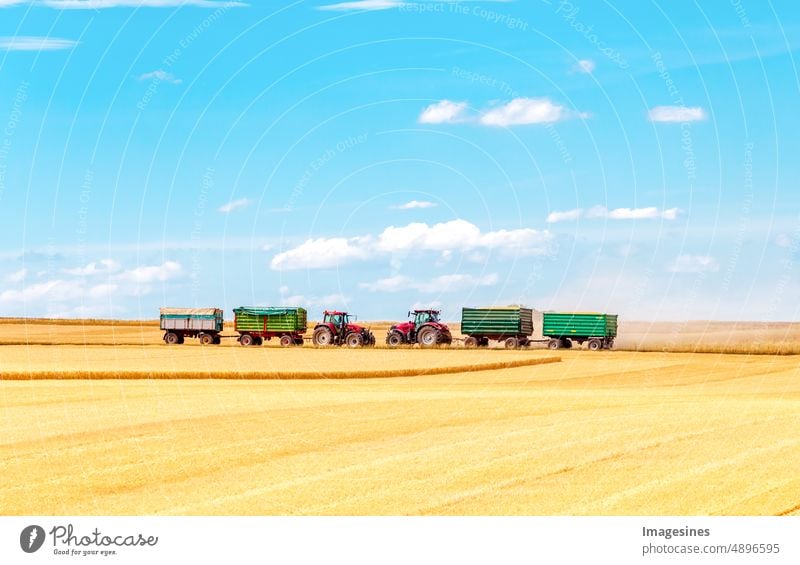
[311,310,376,348]
[386,309,452,348]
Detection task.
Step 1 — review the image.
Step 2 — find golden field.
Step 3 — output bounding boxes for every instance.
[1,331,799,515]
[2,318,799,353]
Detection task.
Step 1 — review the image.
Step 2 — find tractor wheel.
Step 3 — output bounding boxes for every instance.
[439,333,452,345]
[588,339,602,351]
[417,327,440,348]
[239,334,254,347]
[345,332,364,348]
[386,331,404,347]
[505,337,519,349]
[199,333,214,346]
[313,327,334,346]
[464,336,479,348]
[279,335,294,347]
[548,338,561,350]
[165,332,180,345]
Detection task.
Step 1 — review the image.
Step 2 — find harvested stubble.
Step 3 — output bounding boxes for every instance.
[0,344,557,379]
[1,349,799,516]
[0,355,560,380]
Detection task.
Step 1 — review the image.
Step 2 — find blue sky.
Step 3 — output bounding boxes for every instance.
[0,0,798,321]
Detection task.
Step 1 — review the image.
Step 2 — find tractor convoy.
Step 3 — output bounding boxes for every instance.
[160,306,618,350]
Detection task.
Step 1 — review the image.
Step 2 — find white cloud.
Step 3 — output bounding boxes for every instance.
[548,206,681,222]
[546,208,583,223]
[39,0,246,8]
[392,200,437,210]
[375,219,551,255]
[270,237,372,270]
[418,100,468,124]
[271,220,553,271]
[661,207,680,220]
[606,207,661,220]
[575,59,595,73]
[411,300,443,311]
[585,205,608,219]
[0,259,180,311]
[775,234,793,248]
[113,260,182,283]
[6,268,27,283]
[648,105,707,123]
[0,279,84,304]
[0,36,78,51]
[360,273,498,293]
[669,255,719,273]
[63,259,121,276]
[479,97,580,126]
[317,0,404,10]
[280,292,348,309]
[88,283,118,298]
[137,69,182,84]
[218,198,252,214]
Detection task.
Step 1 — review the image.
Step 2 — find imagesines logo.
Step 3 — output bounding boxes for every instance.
[20,525,46,553]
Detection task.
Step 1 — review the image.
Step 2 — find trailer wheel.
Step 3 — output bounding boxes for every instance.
[254,337,263,346]
[505,337,520,349]
[279,335,294,347]
[213,336,221,345]
[313,327,334,346]
[588,339,602,351]
[198,333,214,346]
[386,331,404,347]
[239,334,254,347]
[344,332,363,348]
[548,339,561,350]
[464,336,478,348]
[294,337,304,346]
[417,327,440,348]
[562,339,572,349]
[165,332,180,345]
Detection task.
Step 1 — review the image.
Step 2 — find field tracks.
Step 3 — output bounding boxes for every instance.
[0,355,560,380]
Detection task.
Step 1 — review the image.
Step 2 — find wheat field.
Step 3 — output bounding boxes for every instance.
[2,337,799,515]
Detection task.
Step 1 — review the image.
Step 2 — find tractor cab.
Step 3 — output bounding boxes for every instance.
[324,311,351,328]
[411,309,441,325]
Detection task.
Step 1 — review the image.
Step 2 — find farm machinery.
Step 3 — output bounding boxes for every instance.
[386,309,453,348]
[542,312,618,350]
[312,310,376,348]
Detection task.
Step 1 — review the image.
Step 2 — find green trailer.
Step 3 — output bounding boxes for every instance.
[233,307,307,347]
[461,306,534,349]
[542,312,618,351]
